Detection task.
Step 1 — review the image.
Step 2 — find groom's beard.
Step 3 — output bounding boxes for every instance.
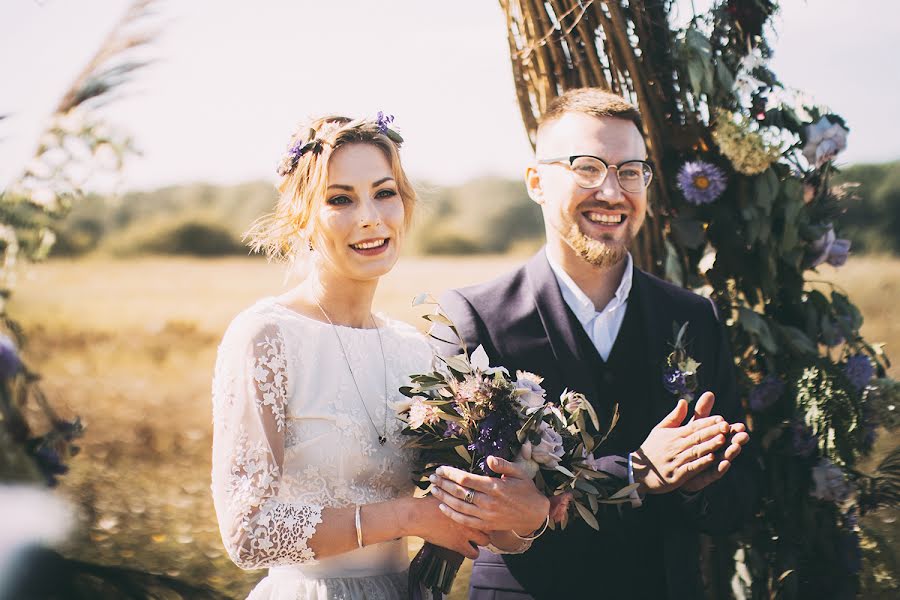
[564,221,629,269]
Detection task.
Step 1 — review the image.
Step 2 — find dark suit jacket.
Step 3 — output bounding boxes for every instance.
[437,250,759,600]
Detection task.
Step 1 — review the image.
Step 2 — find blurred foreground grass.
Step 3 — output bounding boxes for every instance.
[9,254,899,598]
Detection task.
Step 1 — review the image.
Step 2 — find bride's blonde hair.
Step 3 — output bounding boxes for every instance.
[246,115,417,262]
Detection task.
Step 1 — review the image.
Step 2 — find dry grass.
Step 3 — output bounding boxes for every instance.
[8,254,899,598]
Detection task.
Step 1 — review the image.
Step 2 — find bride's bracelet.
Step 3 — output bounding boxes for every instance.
[355,504,364,548]
[511,514,550,541]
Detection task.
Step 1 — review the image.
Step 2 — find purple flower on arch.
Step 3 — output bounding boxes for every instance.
[749,375,785,413]
[807,226,851,269]
[844,354,874,392]
[676,160,728,205]
[0,334,22,379]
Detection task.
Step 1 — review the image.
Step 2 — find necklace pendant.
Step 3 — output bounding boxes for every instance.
[378,435,386,446]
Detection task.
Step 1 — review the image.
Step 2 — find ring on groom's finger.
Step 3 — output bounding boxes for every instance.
[464,488,476,504]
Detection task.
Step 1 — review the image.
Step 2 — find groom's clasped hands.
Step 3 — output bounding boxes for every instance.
[632,391,750,496]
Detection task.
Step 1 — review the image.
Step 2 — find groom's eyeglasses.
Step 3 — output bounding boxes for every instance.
[537,155,653,193]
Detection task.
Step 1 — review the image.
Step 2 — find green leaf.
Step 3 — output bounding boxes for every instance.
[609,482,641,500]
[386,128,404,144]
[412,292,434,307]
[454,445,472,463]
[671,217,707,249]
[755,169,780,216]
[423,312,454,327]
[715,60,735,93]
[778,325,817,355]
[440,354,471,374]
[738,307,778,353]
[573,500,600,530]
[574,479,600,495]
[555,464,576,478]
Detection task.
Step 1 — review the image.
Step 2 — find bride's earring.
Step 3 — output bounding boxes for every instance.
[308,239,314,252]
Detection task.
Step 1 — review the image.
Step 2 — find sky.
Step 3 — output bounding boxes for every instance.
[1,0,898,193]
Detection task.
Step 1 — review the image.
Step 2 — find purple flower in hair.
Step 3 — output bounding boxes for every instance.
[844,354,874,392]
[676,160,728,205]
[376,111,395,134]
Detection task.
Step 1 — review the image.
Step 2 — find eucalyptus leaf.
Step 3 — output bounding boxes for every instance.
[609,482,641,499]
[574,500,600,530]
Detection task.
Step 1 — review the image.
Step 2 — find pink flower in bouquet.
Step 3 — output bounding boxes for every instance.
[407,396,441,429]
[549,491,573,524]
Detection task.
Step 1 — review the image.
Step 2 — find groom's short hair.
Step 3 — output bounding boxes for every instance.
[538,88,644,133]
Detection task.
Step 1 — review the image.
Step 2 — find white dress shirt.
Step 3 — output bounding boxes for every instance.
[545,249,634,361]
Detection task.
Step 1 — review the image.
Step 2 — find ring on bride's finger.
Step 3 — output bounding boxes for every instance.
[464,488,476,504]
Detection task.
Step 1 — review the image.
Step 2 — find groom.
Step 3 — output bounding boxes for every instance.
[433,89,758,599]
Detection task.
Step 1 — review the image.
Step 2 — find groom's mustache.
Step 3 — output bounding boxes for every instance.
[576,200,632,215]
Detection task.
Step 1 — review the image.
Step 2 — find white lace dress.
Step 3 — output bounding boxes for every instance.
[211,297,432,600]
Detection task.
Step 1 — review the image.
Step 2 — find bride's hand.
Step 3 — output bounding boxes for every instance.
[412,496,490,559]
[430,456,550,536]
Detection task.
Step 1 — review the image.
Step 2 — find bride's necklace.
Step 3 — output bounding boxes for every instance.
[314,298,389,446]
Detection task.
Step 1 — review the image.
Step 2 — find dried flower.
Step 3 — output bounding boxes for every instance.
[677,160,727,205]
[407,396,441,429]
[712,111,782,175]
[790,421,817,457]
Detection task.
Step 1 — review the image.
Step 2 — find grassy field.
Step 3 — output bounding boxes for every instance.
[8,254,900,598]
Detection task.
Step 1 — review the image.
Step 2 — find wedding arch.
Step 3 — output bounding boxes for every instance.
[498,1,899,597]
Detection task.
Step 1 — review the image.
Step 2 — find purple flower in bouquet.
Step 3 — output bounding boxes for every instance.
[844,354,874,392]
[790,422,817,458]
[0,334,22,379]
[807,226,851,268]
[749,375,785,412]
[469,410,520,474]
[676,160,727,205]
[802,115,849,168]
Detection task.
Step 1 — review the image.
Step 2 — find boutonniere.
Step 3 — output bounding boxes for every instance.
[663,322,701,403]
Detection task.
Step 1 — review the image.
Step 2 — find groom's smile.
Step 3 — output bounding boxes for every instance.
[527,112,648,270]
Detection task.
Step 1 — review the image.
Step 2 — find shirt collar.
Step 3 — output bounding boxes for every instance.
[545,248,633,327]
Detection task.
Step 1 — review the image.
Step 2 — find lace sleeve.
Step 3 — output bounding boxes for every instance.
[211,315,323,570]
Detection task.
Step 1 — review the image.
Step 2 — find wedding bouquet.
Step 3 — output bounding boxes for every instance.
[399,296,639,598]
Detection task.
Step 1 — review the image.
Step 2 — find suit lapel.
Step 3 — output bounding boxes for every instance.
[632,268,676,422]
[524,250,599,406]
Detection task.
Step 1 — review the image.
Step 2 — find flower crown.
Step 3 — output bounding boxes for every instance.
[276,112,404,177]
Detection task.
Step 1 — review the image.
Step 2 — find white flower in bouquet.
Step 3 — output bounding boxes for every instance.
[529,421,565,468]
[513,373,546,412]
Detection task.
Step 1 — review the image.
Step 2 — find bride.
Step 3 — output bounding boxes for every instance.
[210,114,550,599]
